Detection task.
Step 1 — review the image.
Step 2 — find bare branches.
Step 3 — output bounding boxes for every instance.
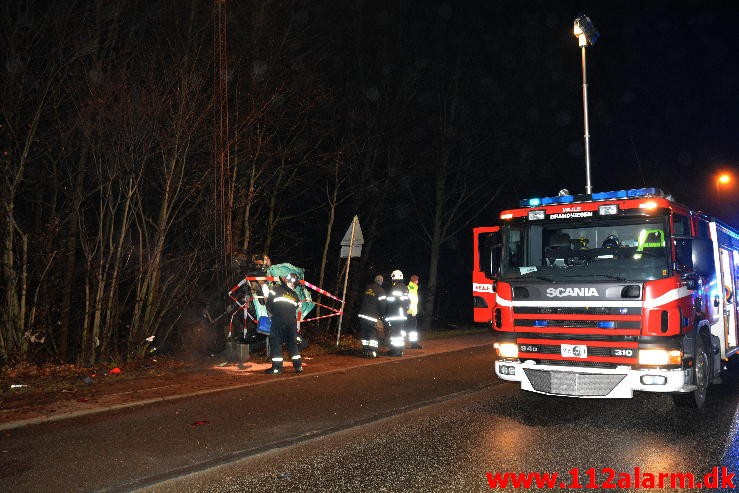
[1,1,517,365]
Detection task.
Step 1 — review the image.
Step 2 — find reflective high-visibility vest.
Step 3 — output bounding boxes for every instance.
[407,281,419,316]
[637,229,664,249]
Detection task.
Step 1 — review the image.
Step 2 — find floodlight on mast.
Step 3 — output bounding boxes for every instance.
[573,13,599,194]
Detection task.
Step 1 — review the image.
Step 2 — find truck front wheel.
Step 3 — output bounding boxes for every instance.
[672,335,710,409]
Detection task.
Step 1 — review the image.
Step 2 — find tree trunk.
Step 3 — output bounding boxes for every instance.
[318,158,342,319]
[79,257,95,365]
[1,202,19,362]
[241,156,260,253]
[423,152,448,329]
[100,178,137,357]
[58,148,87,361]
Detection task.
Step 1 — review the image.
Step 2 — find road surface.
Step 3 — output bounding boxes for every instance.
[146,370,739,492]
[0,342,494,492]
[0,337,737,492]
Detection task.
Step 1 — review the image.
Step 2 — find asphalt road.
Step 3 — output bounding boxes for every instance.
[1,342,737,493]
[0,344,495,492]
[146,370,739,493]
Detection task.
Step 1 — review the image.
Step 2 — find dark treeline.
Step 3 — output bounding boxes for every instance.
[0,0,607,366]
[0,0,521,366]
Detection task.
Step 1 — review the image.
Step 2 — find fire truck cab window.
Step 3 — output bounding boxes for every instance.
[478,231,501,279]
[673,213,690,236]
[500,216,670,282]
[673,239,693,273]
[695,219,710,238]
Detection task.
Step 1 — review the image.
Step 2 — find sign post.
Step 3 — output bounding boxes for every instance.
[336,215,363,346]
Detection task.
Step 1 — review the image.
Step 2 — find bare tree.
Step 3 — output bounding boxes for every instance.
[74,72,149,364]
[228,0,330,260]
[127,51,212,360]
[0,2,84,363]
[411,58,506,326]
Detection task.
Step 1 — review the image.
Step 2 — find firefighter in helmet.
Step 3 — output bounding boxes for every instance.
[265,272,302,374]
[385,269,410,356]
[602,234,620,249]
[357,274,386,358]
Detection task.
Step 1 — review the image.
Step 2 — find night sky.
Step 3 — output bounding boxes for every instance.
[404,1,739,322]
[471,1,739,222]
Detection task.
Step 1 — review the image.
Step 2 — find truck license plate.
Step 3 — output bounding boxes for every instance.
[561,344,587,359]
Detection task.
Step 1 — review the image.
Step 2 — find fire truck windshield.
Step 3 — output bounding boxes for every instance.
[500,216,670,282]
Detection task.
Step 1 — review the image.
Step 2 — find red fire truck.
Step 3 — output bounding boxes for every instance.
[473,187,739,408]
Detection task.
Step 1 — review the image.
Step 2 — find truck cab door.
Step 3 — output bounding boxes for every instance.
[719,248,739,351]
[475,227,501,280]
[473,227,501,324]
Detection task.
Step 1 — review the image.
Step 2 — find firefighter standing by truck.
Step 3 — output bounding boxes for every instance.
[265,272,303,374]
[357,274,386,358]
[406,274,422,349]
[385,270,410,356]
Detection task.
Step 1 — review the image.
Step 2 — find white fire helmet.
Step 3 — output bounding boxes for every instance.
[391,269,404,281]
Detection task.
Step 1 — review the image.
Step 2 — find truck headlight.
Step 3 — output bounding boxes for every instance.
[494,342,519,359]
[638,349,681,366]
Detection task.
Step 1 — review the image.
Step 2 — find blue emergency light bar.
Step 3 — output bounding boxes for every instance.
[520,187,664,208]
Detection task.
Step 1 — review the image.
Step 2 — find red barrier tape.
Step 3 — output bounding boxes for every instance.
[227,276,344,324]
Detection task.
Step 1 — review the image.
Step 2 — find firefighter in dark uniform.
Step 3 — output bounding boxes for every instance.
[265,272,302,374]
[385,270,410,356]
[357,274,386,358]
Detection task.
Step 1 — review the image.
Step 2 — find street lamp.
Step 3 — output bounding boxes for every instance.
[716,172,731,211]
[573,13,599,194]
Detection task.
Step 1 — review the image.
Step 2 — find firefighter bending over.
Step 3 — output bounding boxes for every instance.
[265,272,303,374]
[358,274,386,358]
[385,270,410,357]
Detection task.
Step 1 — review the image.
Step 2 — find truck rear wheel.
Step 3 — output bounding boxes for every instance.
[672,336,709,409]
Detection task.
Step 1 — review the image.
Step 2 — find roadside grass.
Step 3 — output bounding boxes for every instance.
[1,325,491,394]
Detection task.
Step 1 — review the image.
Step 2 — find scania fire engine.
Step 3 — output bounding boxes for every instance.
[473,187,739,408]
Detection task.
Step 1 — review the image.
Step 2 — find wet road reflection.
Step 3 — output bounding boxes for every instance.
[145,367,738,493]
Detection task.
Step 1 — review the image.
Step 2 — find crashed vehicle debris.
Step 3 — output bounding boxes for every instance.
[226,254,343,359]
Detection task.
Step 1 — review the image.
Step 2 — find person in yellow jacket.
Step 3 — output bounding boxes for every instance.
[406,274,422,349]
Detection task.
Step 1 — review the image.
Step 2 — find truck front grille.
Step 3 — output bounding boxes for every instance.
[529,359,620,369]
[514,306,640,316]
[515,320,640,329]
[523,368,626,396]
